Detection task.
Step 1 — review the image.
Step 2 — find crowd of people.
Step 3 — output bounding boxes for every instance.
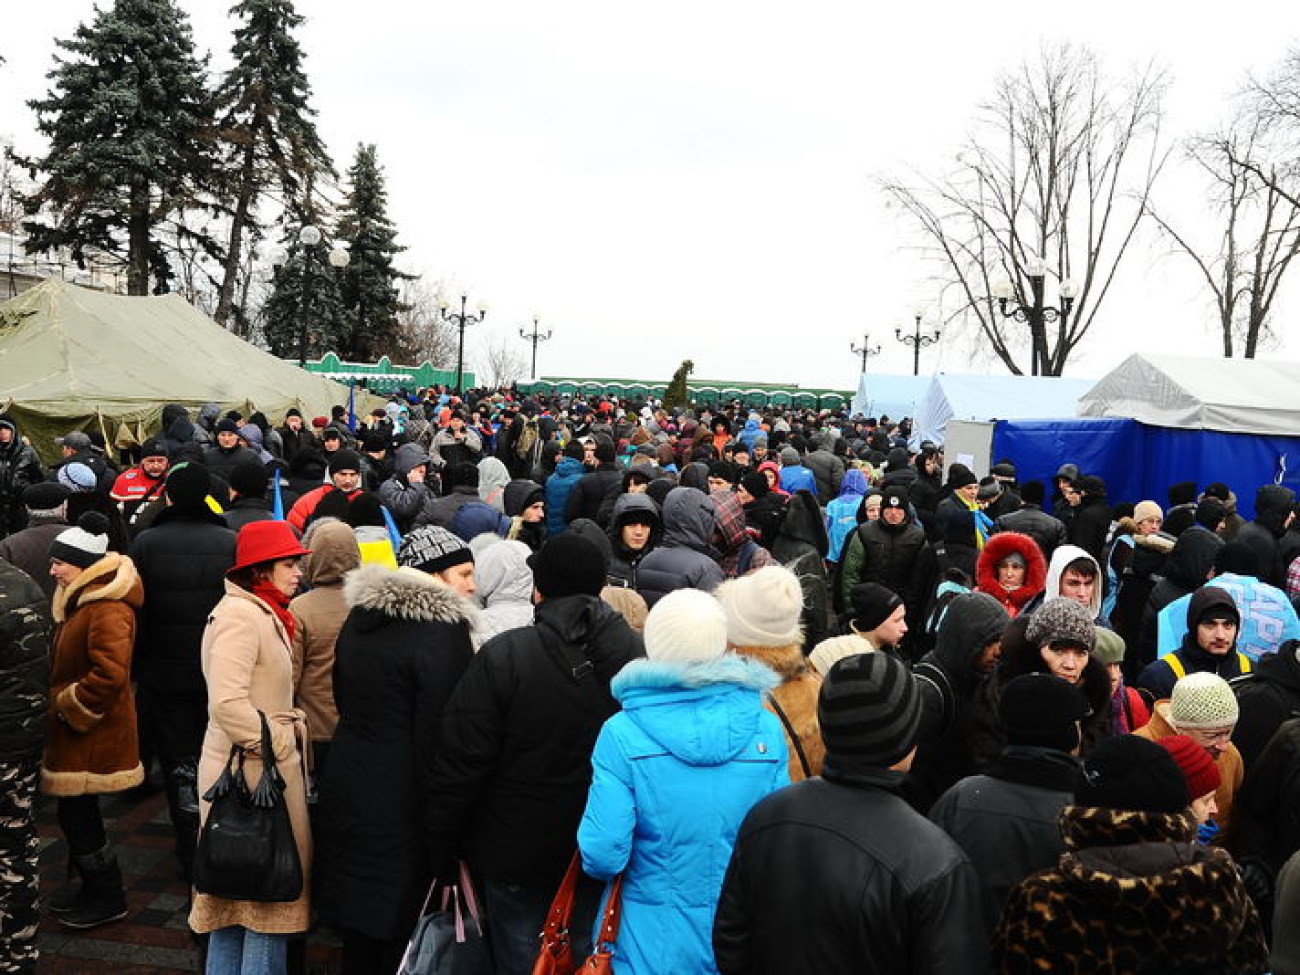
[2,388,1300,974]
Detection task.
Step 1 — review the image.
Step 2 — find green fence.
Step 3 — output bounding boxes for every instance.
[300,352,472,395]
[515,377,850,410]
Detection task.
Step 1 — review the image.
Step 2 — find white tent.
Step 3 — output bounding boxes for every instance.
[850,372,931,420]
[912,373,1095,447]
[1077,353,1300,436]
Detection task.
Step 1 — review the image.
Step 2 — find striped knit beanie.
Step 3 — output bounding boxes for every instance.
[397,526,473,575]
[818,651,920,770]
[49,511,110,569]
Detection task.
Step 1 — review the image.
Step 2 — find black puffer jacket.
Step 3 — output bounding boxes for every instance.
[128,507,236,693]
[993,505,1068,564]
[636,487,724,606]
[909,592,1010,811]
[714,769,986,975]
[0,559,50,761]
[0,417,44,528]
[1232,642,1300,773]
[315,564,476,941]
[565,463,622,524]
[802,441,845,506]
[770,490,831,653]
[428,595,644,889]
[1068,495,1112,563]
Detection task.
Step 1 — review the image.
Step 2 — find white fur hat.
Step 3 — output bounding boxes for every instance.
[808,634,873,678]
[644,588,728,664]
[715,565,805,649]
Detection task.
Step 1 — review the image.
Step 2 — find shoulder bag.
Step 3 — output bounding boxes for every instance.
[531,853,582,975]
[192,710,303,902]
[575,873,624,975]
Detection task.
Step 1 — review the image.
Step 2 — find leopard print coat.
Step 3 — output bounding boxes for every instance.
[991,805,1268,974]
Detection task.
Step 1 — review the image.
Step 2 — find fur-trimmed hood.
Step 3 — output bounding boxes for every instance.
[976,531,1048,613]
[342,562,478,626]
[53,552,143,624]
[612,654,781,767]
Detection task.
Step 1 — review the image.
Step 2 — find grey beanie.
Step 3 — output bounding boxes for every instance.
[779,446,801,466]
[818,651,921,771]
[1027,597,1096,652]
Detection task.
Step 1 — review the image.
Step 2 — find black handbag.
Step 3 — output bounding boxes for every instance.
[192,710,303,902]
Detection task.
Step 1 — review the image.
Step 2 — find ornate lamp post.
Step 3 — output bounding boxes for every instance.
[438,293,488,394]
[519,315,553,380]
[851,333,882,373]
[992,256,1076,376]
[270,224,349,368]
[895,309,941,376]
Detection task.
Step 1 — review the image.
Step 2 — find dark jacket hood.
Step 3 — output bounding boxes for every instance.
[567,517,614,569]
[609,492,664,548]
[775,490,828,556]
[930,591,1010,683]
[302,518,361,587]
[1255,484,1296,535]
[1163,526,1224,590]
[503,479,544,517]
[679,462,711,491]
[661,487,717,553]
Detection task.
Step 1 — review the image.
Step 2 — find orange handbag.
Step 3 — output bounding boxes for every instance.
[531,854,582,975]
[574,873,624,975]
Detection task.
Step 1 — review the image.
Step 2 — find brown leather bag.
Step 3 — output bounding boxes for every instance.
[575,873,624,975]
[531,854,582,975]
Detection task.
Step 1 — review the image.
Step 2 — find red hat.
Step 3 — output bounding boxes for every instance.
[1157,734,1221,801]
[311,416,329,429]
[229,521,311,574]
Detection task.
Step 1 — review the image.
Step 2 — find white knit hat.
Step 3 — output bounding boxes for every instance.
[808,634,872,678]
[1169,672,1240,729]
[715,565,805,649]
[643,588,728,664]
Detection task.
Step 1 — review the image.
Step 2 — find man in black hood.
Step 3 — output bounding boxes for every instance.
[1236,483,1295,589]
[1137,586,1253,700]
[1135,524,1223,681]
[0,417,44,538]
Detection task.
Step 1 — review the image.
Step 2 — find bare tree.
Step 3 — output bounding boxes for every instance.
[478,332,527,388]
[1148,115,1300,358]
[879,44,1169,375]
[383,276,458,366]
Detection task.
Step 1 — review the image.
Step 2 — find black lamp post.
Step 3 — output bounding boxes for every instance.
[992,257,1076,376]
[438,293,487,394]
[519,315,553,380]
[272,224,348,369]
[851,333,882,373]
[895,311,941,376]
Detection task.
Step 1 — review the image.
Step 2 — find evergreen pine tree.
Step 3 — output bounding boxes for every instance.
[335,143,412,362]
[664,359,695,411]
[212,0,333,332]
[17,0,217,295]
[260,226,349,362]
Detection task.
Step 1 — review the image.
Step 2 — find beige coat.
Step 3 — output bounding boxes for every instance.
[732,641,825,782]
[189,581,312,936]
[289,519,360,741]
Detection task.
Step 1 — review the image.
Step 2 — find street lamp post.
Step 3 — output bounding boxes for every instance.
[519,315,553,380]
[850,333,882,374]
[992,256,1076,376]
[438,293,488,394]
[271,224,349,368]
[895,310,941,376]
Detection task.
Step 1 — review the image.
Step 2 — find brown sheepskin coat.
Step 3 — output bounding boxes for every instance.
[1134,701,1244,835]
[732,641,824,781]
[189,581,312,936]
[42,552,145,797]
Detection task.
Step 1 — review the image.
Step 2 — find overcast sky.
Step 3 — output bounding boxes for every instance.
[3,1,1297,391]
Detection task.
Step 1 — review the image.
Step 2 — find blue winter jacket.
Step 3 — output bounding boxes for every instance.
[825,468,869,562]
[545,456,587,537]
[779,464,816,496]
[578,655,789,975]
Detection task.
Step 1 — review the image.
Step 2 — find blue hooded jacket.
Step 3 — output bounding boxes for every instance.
[544,455,587,537]
[578,655,788,975]
[825,468,869,562]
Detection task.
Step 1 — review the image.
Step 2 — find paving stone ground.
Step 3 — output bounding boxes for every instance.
[36,784,343,974]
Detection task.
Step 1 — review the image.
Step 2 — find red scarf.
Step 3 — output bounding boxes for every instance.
[252,580,296,642]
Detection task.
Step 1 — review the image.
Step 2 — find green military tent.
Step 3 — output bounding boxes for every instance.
[0,278,381,460]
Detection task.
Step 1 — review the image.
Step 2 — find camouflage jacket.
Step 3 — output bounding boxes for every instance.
[0,558,50,760]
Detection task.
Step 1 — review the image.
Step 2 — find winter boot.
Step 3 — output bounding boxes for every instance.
[56,845,128,929]
[47,856,82,915]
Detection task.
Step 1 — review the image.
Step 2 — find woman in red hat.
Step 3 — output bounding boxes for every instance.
[190,521,312,974]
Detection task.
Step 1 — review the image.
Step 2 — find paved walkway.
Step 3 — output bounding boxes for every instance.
[36,785,342,974]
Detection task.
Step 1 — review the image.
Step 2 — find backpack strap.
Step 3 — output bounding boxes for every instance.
[1167,654,1187,680]
[765,692,812,779]
[912,660,956,737]
[1237,652,1253,674]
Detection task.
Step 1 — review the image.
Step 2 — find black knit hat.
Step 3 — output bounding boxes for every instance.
[848,582,903,633]
[947,464,977,490]
[739,470,769,499]
[215,417,241,435]
[165,462,212,512]
[818,651,921,770]
[228,460,268,498]
[1000,674,1091,753]
[1075,734,1189,813]
[445,462,480,490]
[397,526,473,575]
[1213,542,1258,579]
[23,481,71,511]
[328,449,362,475]
[880,484,910,511]
[527,534,606,598]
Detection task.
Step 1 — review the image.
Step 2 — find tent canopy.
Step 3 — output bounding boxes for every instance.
[1077,353,1300,436]
[0,278,380,458]
[850,373,930,421]
[912,373,1094,447]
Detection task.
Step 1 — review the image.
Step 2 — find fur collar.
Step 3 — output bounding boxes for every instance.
[612,653,780,697]
[53,553,141,623]
[342,562,478,626]
[731,641,808,681]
